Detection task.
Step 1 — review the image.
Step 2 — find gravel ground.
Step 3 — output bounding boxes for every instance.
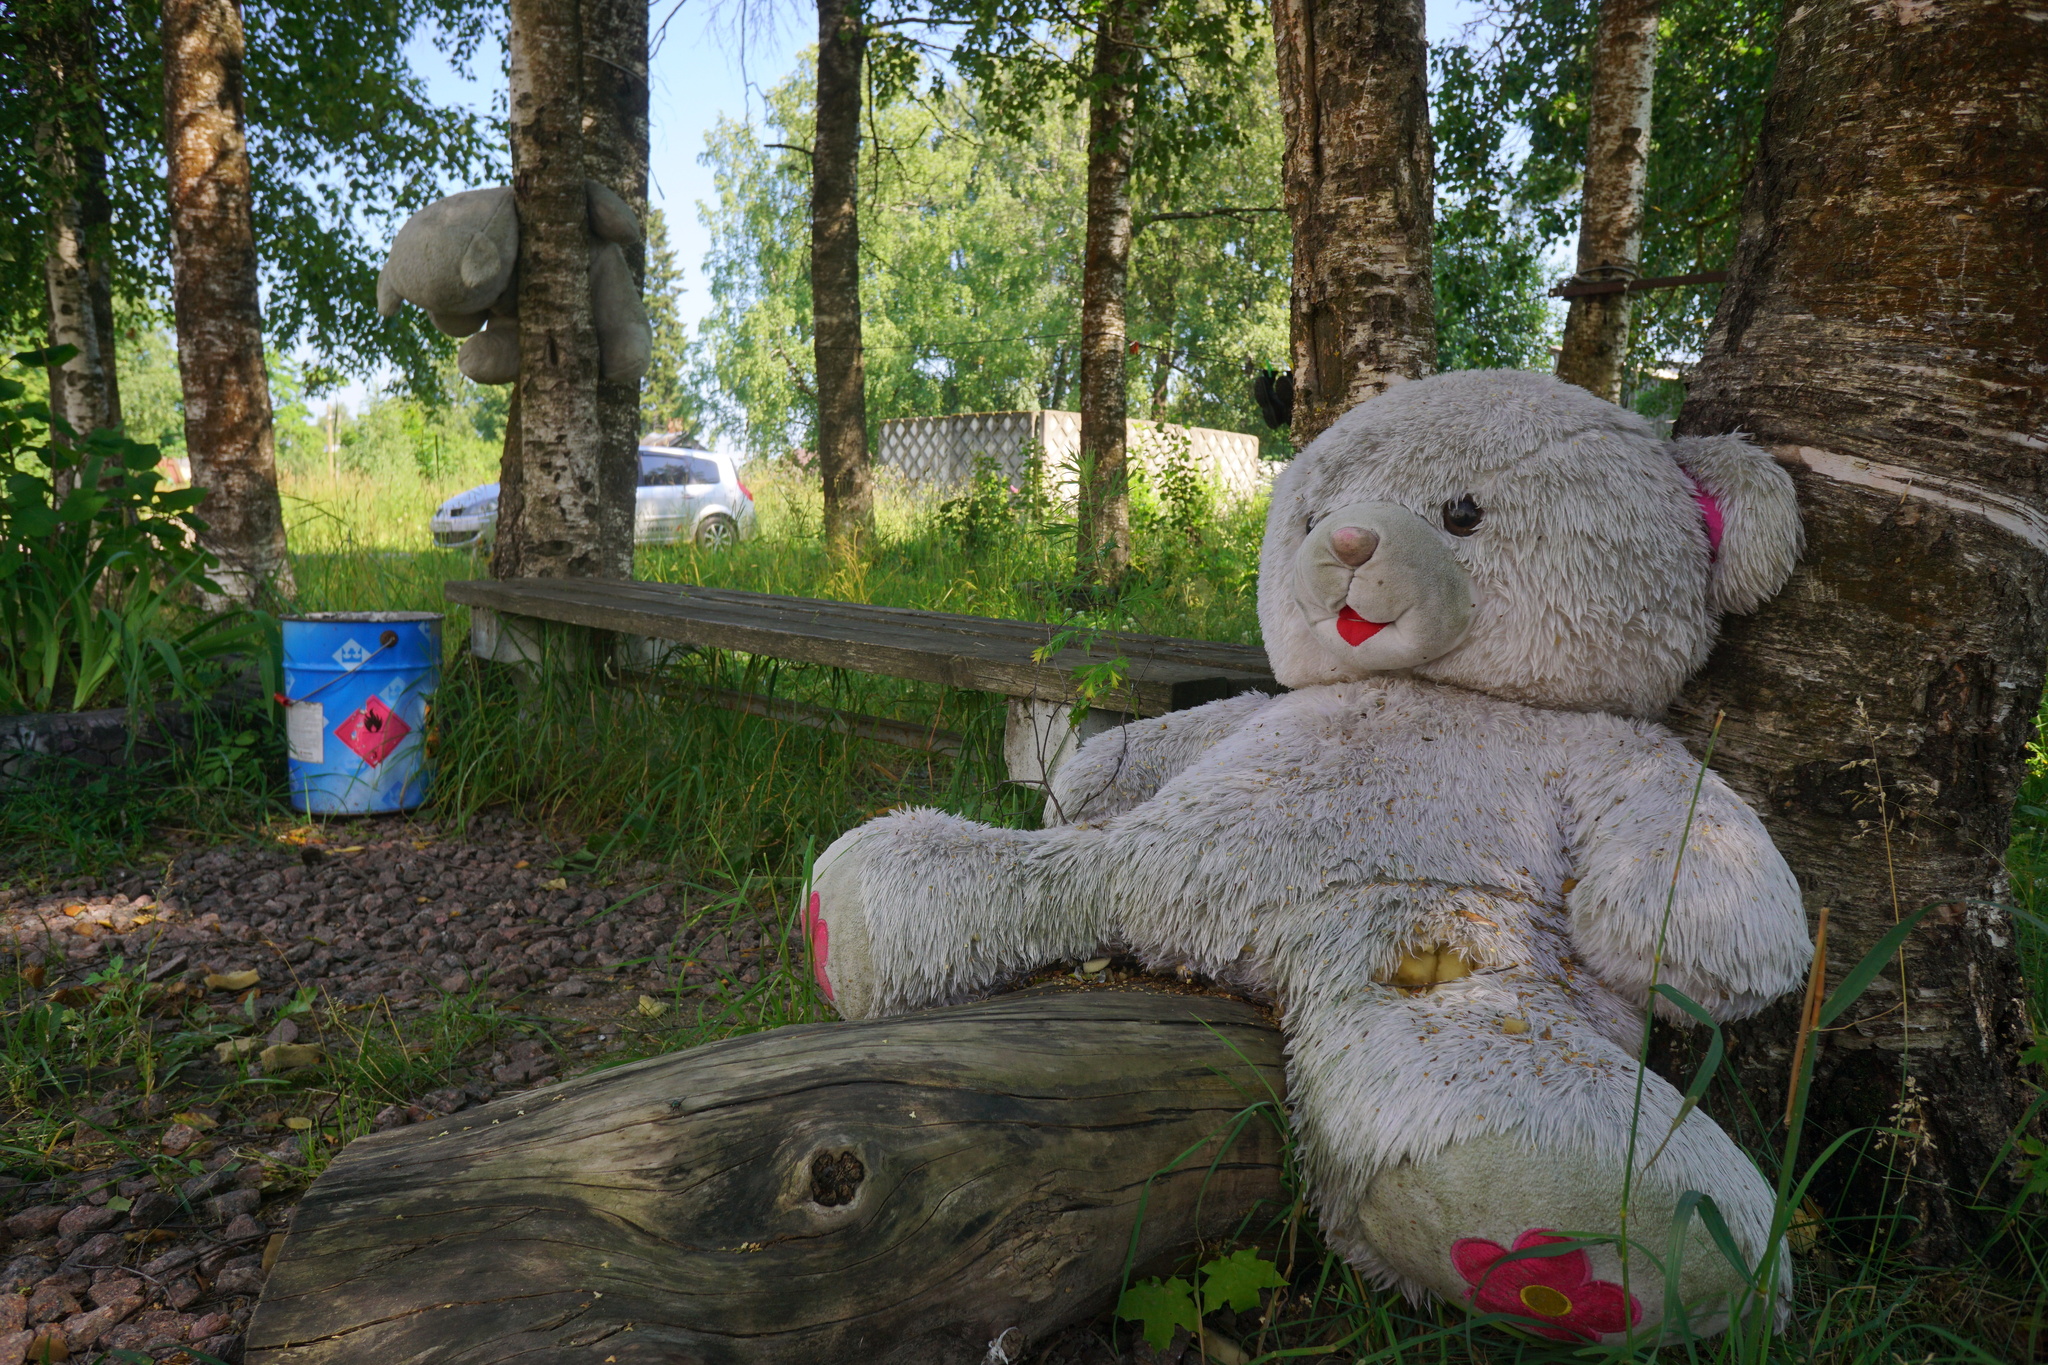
[0,813,787,1365]
[0,817,1226,1365]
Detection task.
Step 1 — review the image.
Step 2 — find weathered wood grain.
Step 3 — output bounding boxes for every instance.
[442,578,1277,716]
[246,987,1288,1365]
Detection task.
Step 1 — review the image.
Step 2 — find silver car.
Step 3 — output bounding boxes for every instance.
[430,442,757,551]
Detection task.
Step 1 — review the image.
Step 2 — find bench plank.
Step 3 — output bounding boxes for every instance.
[444,578,1276,716]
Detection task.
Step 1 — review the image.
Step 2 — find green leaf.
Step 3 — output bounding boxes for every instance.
[1198,1248,1288,1314]
[1115,1275,1199,1350]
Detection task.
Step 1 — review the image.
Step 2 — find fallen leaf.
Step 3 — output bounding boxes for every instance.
[103,1195,132,1212]
[541,877,569,892]
[62,904,89,918]
[51,986,98,1007]
[334,845,366,854]
[263,1231,287,1270]
[285,1116,314,1131]
[1081,957,1111,974]
[214,1038,264,1064]
[514,860,530,869]
[129,913,155,926]
[20,964,45,988]
[636,995,668,1018]
[205,969,260,991]
[171,1110,220,1130]
[260,1043,326,1074]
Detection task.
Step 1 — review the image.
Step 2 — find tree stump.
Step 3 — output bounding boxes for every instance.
[245,986,1288,1364]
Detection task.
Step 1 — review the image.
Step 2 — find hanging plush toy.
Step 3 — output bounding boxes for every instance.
[807,368,1810,1342]
[375,181,652,387]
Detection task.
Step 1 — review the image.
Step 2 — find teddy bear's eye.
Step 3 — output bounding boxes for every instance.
[1441,495,1484,537]
[1305,511,1325,535]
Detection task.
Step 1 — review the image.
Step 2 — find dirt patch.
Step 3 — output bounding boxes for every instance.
[0,811,794,1364]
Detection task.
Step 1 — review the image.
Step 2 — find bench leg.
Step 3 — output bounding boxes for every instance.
[469,607,544,666]
[1002,698,1123,789]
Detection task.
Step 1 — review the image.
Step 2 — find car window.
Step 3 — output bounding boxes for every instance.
[638,454,720,487]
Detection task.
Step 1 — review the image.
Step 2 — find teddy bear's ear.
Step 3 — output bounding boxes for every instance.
[1668,433,1803,615]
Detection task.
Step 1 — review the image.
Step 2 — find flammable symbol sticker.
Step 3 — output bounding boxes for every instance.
[334,696,412,767]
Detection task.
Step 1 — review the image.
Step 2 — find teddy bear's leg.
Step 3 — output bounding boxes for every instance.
[1286,977,1784,1344]
[806,809,1105,1019]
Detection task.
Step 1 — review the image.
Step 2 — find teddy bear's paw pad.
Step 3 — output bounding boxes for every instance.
[1389,943,1477,990]
[803,891,833,1002]
[1453,1229,1643,1343]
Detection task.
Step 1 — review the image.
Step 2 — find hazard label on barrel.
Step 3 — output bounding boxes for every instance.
[335,696,412,767]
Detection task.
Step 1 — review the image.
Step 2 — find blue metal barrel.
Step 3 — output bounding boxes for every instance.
[280,612,441,814]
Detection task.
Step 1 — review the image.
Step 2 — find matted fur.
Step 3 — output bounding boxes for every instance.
[807,370,1808,1337]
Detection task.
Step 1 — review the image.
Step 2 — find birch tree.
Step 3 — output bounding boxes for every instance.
[1271,0,1435,447]
[492,0,647,581]
[162,0,294,603]
[813,0,875,559]
[28,0,122,446]
[1667,0,2047,1258]
[1552,0,1659,402]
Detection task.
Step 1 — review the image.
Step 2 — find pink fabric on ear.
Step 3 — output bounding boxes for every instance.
[1687,473,1725,561]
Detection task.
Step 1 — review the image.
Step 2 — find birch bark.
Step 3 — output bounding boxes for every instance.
[162,0,294,603]
[494,0,606,580]
[1074,0,1154,587]
[813,0,874,559]
[33,0,121,445]
[1271,0,1435,447]
[1663,0,2048,1259]
[582,0,648,579]
[1554,0,1659,403]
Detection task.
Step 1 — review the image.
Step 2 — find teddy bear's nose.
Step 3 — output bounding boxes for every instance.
[1331,525,1380,566]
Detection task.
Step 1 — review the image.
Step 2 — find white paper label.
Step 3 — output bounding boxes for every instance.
[287,702,325,763]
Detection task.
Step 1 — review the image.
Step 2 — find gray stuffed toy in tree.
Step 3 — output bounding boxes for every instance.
[376,181,653,387]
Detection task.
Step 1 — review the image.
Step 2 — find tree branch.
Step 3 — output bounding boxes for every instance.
[1133,205,1283,232]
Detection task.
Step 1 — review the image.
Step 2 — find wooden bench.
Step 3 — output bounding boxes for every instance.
[443,578,1277,784]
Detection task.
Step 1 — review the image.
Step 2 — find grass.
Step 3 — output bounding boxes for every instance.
[3,454,2046,1362]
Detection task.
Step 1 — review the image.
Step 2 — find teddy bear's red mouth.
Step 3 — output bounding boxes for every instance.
[1337,606,1391,646]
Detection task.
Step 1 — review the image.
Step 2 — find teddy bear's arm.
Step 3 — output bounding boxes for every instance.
[806,808,1107,1018]
[1557,724,1811,1025]
[1043,690,1276,827]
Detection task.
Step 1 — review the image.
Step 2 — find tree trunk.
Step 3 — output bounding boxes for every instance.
[1075,0,1153,588]
[1554,0,1660,404]
[1271,0,1435,448]
[582,0,648,580]
[813,0,874,561]
[1662,0,2048,1263]
[32,0,122,445]
[245,988,1287,1364]
[494,0,607,581]
[162,0,294,603]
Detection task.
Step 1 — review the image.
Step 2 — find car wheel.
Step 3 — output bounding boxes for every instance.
[695,514,739,551]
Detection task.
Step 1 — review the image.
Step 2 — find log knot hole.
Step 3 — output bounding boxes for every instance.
[809,1149,865,1207]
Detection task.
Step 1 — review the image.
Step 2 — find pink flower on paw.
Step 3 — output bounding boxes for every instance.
[804,891,833,1001]
[1452,1229,1642,1342]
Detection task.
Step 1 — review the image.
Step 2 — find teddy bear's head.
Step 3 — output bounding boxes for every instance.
[1257,369,1801,717]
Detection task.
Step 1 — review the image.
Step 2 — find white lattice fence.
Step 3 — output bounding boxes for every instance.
[878,410,1270,502]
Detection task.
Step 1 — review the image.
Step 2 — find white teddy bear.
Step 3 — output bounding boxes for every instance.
[376,181,652,387]
[808,369,1810,1343]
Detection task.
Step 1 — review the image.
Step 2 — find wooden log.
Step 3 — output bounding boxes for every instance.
[246,986,1288,1365]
